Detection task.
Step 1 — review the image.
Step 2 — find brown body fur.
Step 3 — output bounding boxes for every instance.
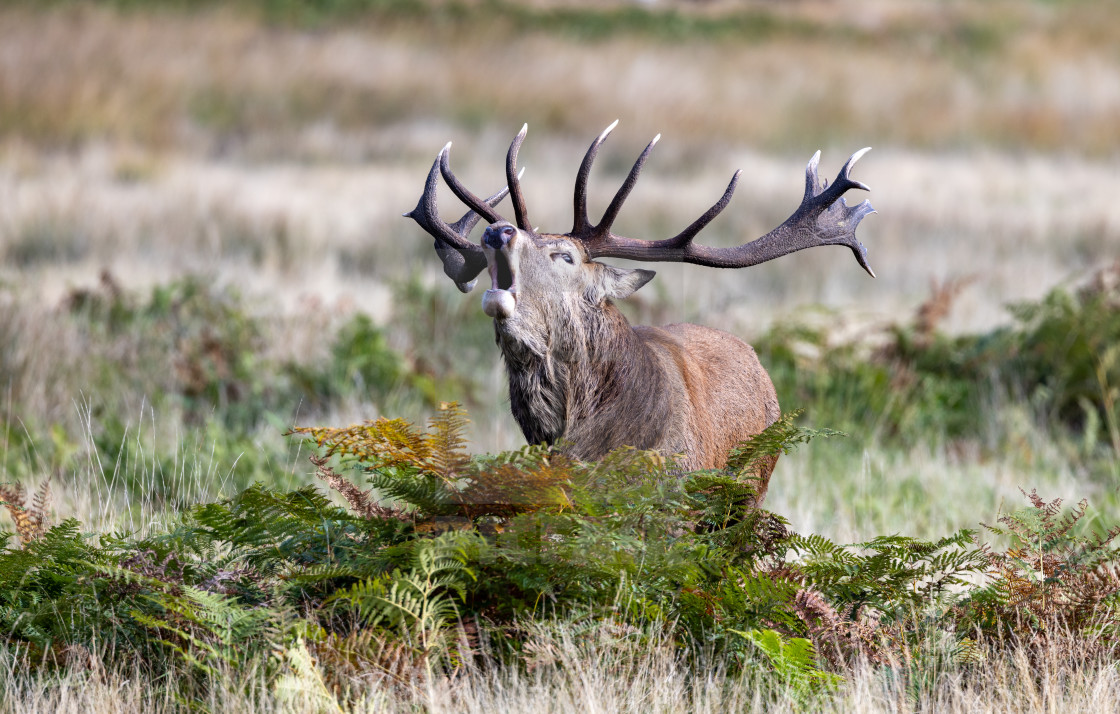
[497,291,781,502]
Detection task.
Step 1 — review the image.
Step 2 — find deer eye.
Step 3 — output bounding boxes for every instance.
[552,252,575,265]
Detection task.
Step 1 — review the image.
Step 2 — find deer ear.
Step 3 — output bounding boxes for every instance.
[596,265,656,301]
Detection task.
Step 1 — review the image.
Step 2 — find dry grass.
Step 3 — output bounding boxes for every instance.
[2,143,1116,334]
[2,628,1119,713]
[2,1,1117,336]
[2,2,1120,154]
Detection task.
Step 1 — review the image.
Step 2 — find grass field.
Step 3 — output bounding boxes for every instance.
[1,1,1119,710]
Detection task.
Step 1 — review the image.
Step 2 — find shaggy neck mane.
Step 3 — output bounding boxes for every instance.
[496,301,667,455]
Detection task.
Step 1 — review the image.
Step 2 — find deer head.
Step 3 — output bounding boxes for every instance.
[472,219,654,362]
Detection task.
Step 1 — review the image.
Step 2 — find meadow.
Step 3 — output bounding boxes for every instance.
[1,1,1119,710]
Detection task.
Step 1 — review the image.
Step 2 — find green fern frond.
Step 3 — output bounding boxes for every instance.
[734,628,842,698]
[726,410,843,477]
[326,532,478,654]
[133,585,284,678]
[367,469,454,516]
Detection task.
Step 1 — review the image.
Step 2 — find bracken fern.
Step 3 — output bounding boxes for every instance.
[1,404,1118,705]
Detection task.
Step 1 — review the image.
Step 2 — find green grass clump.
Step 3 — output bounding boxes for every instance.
[13,0,843,44]
[9,0,1023,54]
[757,270,1120,461]
[0,273,449,509]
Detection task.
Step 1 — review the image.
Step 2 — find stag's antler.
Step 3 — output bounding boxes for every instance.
[407,123,876,289]
[403,143,522,292]
[563,122,877,277]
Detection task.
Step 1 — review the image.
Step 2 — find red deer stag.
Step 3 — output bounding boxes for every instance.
[405,122,874,502]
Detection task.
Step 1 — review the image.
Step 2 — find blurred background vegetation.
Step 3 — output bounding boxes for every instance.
[0,0,1118,541]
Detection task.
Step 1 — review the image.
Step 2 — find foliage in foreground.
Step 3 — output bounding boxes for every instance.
[1,405,1118,706]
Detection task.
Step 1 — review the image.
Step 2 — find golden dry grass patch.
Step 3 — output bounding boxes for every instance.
[2,2,1119,153]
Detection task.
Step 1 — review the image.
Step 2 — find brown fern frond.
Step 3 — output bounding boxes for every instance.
[372,418,434,464]
[290,418,424,470]
[1022,487,1049,512]
[749,510,793,557]
[1095,525,1120,549]
[790,588,885,668]
[0,483,28,539]
[309,455,409,522]
[913,275,975,341]
[426,402,471,480]
[1051,499,1089,541]
[792,589,842,632]
[1,479,50,546]
[30,474,51,537]
[293,403,580,523]
[290,403,475,481]
[1063,565,1118,611]
[454,455,576,519]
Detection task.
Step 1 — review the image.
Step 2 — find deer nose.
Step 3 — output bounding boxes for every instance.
[483,224,517,250]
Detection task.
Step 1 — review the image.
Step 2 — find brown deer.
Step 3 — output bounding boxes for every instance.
[405,122,874,502]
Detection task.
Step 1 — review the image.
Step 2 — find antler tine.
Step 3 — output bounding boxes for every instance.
[439,144,506,225]
[805,147,872,212]
[449,166,525,237]
[803,150,822,208]
[404,145,473,252]
[659,170,741,249]
[841,147,872,191]
[506,124,533,231]
[573,119,619,236]
[593,133,659,239]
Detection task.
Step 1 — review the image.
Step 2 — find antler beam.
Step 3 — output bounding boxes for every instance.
[567,122,876,277]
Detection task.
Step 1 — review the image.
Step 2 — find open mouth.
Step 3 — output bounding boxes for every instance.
[493,251,515,291]
[482,242,520,319]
